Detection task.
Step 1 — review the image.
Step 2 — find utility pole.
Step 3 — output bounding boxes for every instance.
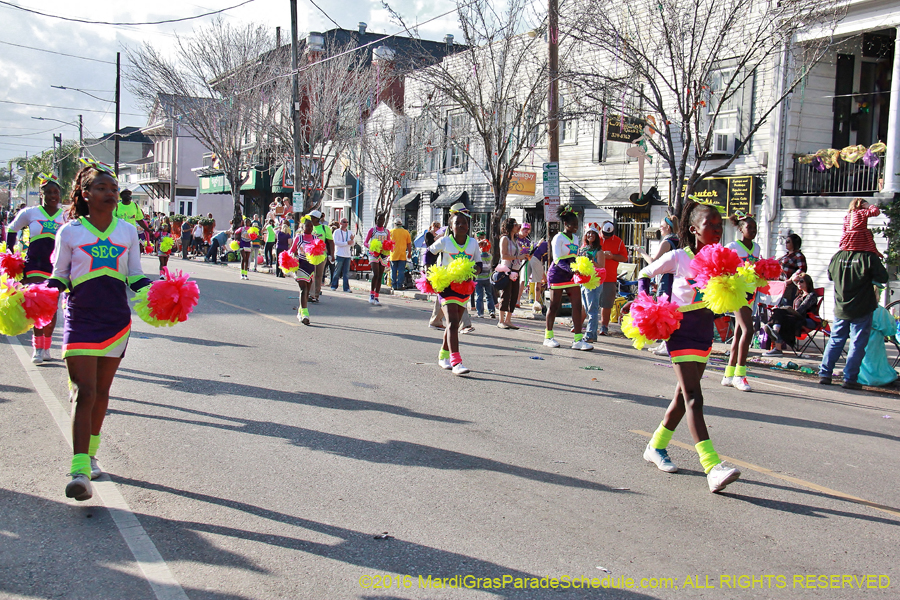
[544,0,561,238]
[78,115,84,158]
[53,134,62,178]
[115,52,121,175]
[290,0,302,214]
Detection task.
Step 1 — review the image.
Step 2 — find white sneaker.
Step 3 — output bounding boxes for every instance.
[438,358,452,370]
[543,338,560,348]
[571,340,594,351]
[732,376,752,392]
[652,343,669,356]
[31,349,43,364]
[720,375,733,387]
[373,299,381,306]
[369,297,376,305]
[643,445,678,473]
[65,473,92,501]
[89,457,102,480]
[41,348,51,361]
[452,363,470,375]
[707,462,741,493]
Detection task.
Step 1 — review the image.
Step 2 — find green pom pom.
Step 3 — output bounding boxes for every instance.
[427,265,453,293]
[703,274,751,314]
[160,237,175,252]
[0,289,31,335]
[230,241,240,251]
[369,239,383,255]
[133,286,175,328]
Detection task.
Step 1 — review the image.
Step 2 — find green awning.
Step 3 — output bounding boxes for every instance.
[272,165,293,193]
[198,168,269,195]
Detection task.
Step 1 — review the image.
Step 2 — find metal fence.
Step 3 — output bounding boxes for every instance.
[790,153,885,196]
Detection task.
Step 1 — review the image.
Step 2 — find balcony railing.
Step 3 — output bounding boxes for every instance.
[789,152,885,196]
[135,162,172,182]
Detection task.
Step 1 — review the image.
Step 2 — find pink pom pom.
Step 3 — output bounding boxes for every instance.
[450,280,476,296]
[248,232,258,241]
[21,283,59,328]
[574,273,591,285]
[147,268,199,324]
[382,238,395,252]
[594,267,606,281]
[494,265,511,273]
[0,252,25,279]
[754,257,782,281]
[415,273,436,294]
[278,251,299,272]
[628,291,683,341]
[306,239,326,256]
[690,244,742,287]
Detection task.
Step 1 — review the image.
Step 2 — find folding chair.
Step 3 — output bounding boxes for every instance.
[793,287,829,355]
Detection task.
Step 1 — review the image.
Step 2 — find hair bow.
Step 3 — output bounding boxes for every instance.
[79,157,117,179]
[38,172,59,187]
[559,204,576,215]
[732,210,755,220]
[449,206,471,216]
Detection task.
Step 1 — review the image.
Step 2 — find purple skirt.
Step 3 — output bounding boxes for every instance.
[667,308,714,364]
[547,258,576,289]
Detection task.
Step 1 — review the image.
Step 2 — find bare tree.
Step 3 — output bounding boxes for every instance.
[269,40,372,214]
[358,105,417,222]
[564,0,846,213]
[126,18,280,227]
[408,0,550,258]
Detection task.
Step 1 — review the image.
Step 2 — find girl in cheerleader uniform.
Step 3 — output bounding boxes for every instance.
[364,214,390,306]
[48,161,152,502]
[232,217,253,280]
[723,213,760,392]
[8,174,67,363]
[426,204,482,375]
[289,217,316,325]
[637,200,741,493]
[544,206,592,351]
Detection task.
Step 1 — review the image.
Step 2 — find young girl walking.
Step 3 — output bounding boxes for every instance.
[8,174,66,363]
[638,200,741,493]
[288,217,317,325]
[723,213,760,392]
[364,214,390,306]
[426,204,482,375]
[233,217,253,280]
[544,206,592,351]
[48,162,154,501]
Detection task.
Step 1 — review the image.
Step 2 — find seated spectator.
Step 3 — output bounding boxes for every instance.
[763,273,818,355]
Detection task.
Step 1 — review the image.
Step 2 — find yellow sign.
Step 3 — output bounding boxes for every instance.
[508,171,537,196]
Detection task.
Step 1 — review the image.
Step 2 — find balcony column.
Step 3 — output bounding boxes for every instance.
[882,26,900,194]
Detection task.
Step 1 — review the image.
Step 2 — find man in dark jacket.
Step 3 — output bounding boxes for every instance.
[818,250,889,389]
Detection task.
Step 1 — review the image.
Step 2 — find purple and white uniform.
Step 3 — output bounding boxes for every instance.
[9,206,66,279]
[50,217,150,359]
[547,232,579,289]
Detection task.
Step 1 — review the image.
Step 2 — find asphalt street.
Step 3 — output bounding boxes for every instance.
[2,256,899,600]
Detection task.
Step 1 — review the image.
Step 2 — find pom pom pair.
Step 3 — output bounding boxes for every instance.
[572,257,605,290]
[248,227,259,241]
[0,275,59,335]
[133,268,199,327]
[690,244,751,314]
[279,251,299,274]
[415,272,436,294]
[368,239,383,255]
[0,251,25,281]
[627,291,683,343]
[159,236,175,253]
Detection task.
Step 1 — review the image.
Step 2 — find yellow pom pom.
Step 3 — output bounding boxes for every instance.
[573,256,594,277]
[702,274,751,314]
[446,257,476,283]
[369,239,383,255]
[229,241,240,251]
[427,265,453,293]
[621,315,652,350]
[736,264,765,289]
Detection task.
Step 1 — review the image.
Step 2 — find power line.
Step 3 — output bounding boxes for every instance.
[308,0,341,30]
[0,99,144,116]
[0,40,116,64]
[0,0,259,26]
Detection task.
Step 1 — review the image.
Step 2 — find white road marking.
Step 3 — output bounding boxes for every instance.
[6,336,189,600]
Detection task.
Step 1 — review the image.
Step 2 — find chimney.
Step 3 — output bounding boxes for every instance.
[307,32,324,52]
[276,26,281,48]
[444,34,454,45]
[358,22,367,35]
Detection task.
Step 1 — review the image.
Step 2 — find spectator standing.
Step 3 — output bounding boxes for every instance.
[180,219,192,260]
[331,218,354,292]
[598,221,628,335]
[579,226,606,342]
[192,221,204,257]
[638,215,680,299]
[264,219,277,267]
[497,218,528,329]
[818,250,888,389]
[529,238,548,312]
[474,232,495,318]
[389,218,413,290]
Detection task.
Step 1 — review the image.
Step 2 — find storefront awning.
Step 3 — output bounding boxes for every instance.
[198,169,269,195]
[432,190,469,208]
[506,196,541,208]
[395,192,420,209]
[272,165,292,193]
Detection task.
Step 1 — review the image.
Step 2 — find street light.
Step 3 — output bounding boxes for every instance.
[32,116,83,158]
[50,85,114,104]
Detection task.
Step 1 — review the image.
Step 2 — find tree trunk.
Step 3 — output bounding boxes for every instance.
[231,186,243,229]
[489,187,508,270]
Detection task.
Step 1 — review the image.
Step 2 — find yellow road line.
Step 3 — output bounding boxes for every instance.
[631,430,900,517]
[213,299,299,327]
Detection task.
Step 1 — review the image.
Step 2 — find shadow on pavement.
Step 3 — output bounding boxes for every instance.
[114,368,471,425]
[112,477,655,599]
[109,398,635,495]
[720,491,900,527]
[736,478,900,519]
[131,330,253,348]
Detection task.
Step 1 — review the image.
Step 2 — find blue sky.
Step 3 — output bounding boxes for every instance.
[0,0,462,167]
